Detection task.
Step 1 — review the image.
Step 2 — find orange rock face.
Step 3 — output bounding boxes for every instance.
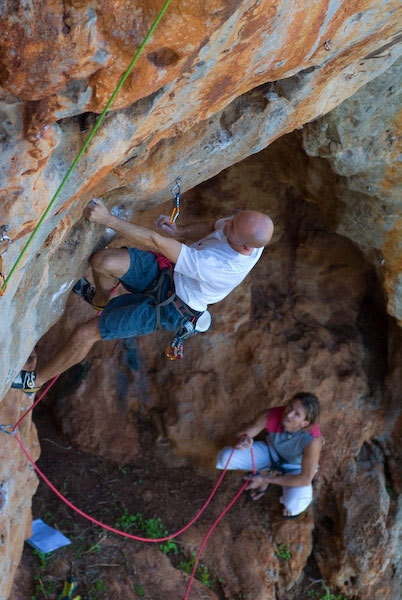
[0,351,40,600]
[12,150,395,599]
[0,1,401,598]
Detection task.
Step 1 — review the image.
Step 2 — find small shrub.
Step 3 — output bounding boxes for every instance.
[178,553,214,589]
[275,542,292,561]
[134,581,146,597]
[307,582,349,600]
[114,510,178,554]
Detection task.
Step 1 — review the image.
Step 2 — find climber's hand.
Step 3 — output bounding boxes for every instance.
[154,214,179,237]
[244,474,268,500]
[235,434,253,450]
[83,198,111,226]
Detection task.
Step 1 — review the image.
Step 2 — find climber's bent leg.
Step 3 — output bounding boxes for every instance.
[90,248,131,308]
[280,483,313,517]
[216,441,271,471]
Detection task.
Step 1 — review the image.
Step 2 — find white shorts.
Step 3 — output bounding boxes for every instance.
[216,441,313,517]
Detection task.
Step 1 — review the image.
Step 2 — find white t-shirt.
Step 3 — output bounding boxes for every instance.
[173,218,264,312]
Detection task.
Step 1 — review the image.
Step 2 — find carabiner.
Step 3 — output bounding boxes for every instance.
[0,424,16,436]
[0,225,10,256]
[0,225,10,295]
[169,177,182,223]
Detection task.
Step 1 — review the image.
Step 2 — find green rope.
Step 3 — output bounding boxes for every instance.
[1,0,172,294]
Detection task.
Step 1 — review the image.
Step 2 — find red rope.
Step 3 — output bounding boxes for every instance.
[13,376,60,431]
[8,287,256,597]
[13,429,254,598]
[13,431,246,544]
[183,443,256,599]
[183,481,249,599]
[13,278,121,431]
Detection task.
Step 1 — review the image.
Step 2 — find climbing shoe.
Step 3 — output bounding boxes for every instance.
[72,277,106,311]
[11,370,41,393]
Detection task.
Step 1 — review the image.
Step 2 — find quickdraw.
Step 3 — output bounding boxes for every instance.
[0,225,11,295]
[165,310,212,360]
[169,176,182,223]
[165,318,196,360]
[0,424,16,436]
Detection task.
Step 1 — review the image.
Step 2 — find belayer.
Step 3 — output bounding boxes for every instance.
[12,197,274,393]
[216,393,323,518]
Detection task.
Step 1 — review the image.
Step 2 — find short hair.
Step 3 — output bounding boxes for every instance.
[292,392,321,424]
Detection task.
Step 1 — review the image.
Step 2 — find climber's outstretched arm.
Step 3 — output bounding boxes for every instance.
[84,199,182,263]
[154,214,216,243]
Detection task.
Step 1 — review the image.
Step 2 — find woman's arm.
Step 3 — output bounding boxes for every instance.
[245,437,323,488]
[235,411,268,449]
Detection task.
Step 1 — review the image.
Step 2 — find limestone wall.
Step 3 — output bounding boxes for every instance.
[0,1,401,598]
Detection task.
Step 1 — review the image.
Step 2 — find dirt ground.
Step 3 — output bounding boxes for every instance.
[11,403,345,600]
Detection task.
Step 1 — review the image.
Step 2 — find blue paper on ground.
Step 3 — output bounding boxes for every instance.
[26,518,71,553]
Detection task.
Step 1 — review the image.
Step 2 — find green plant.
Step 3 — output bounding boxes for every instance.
[118,465,128,476]
[30,550,57,600]
[72,531,92,560]
[87,541,102,554]
[159,537,178,554]
[275,542,292,561]
[95,579,107,592]
[307,582,348,600]
[33,549,47,568]
[134,581,146,597]
[178,552,214,589]
[86,578,107,599]
[114,510,178,554]
[31,577,57,600]
[386,484,395,499]
[115,508,138,531]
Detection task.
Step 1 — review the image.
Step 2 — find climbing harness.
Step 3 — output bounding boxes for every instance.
[0,225,10,295]
[146,253,212,360]
[169,176,182,223]
[0,0,172,295]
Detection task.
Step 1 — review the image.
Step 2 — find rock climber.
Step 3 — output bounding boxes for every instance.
[12,197,274,393]
[216,393,322,518]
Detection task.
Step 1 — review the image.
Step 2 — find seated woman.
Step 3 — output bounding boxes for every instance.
[216,393,322,518]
